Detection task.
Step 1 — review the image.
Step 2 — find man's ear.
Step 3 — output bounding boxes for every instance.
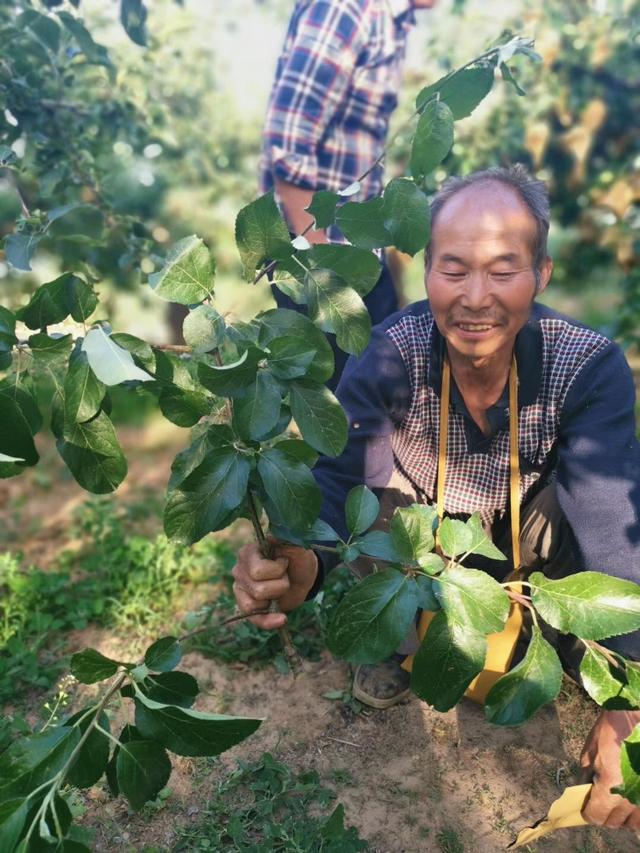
[536,256,553,295]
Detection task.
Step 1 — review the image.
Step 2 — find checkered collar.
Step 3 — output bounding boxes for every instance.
[428,306,544,418]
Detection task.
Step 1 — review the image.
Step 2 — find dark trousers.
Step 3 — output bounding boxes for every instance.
[272,253,398,392]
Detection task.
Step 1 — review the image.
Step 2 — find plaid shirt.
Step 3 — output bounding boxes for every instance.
[313,300,640,658]
[259,0,415,239]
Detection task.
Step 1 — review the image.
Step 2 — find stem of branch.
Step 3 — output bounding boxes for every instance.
[246,490,303,675]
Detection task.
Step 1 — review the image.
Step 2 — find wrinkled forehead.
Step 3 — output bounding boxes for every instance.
[430,182,538,262]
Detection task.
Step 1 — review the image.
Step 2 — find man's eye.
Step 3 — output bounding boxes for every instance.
[442,271,465,279]
[491,272,515,280]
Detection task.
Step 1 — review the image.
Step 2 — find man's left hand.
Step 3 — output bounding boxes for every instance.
[580,709,640,830]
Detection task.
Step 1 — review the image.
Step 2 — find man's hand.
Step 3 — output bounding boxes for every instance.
[580,709,640,830]
[232,538,319,631]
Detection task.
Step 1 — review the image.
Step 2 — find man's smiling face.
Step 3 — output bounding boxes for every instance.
[425,181,553,365]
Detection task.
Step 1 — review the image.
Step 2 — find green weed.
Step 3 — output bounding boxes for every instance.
[436,827,465,853]
[173,752,368,852]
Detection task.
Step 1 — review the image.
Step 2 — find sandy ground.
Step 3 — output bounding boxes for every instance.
[2,419,640,852]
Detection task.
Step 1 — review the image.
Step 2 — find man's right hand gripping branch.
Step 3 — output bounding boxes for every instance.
[232,540,319,631]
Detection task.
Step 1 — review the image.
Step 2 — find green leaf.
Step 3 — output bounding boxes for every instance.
[110,333,155,371]
[345,486,379,538]
[434,564,510,634]
[145,637,182,672]
[410,611,487,711]
[120,0,148,46]
[0,306,17,357]
[65,709,110,788]
[105,724,141,796]
[28,332,73,365]
[529,571,640,641]
[415,573,440,610]
[116,739,171,810]
[164,444,251,545]
[258,308,334,384]
[309,245,381,298]
[182,305,225,354]
[70,648,123,683]
[305,268,371,356]
[327,568,420,663]
[417,553,445,576]
[266,335,316,380]
[438,517,472,559]
[415,65,495,119]
[0,378,42,436]
[64,350,105,423]
[410,99,454,182]
[134,694,262,757]
[158,386,214,428]
[389,505,438,562]
[357,530,401,563]
[272,438,318,468]
[198,347,262,396]
[168,425,230,490]
[611,724,640,805]
[18,274,97,329]
[579,645,636,710]
[82,327,154,385]
[0,728,80,800]
[0,799,28,852]
[148,235,215,305]
[382,178,431,256]
[0,146,18,168]
[233,370,283,441]
[484,626,563,726]
[305,191,341,229]
[20,8,61,51]
[56,411,127,494]
[257,446,322,531]
[4,233,41,271]
[143,672,199,708]
[289,381,347,457]
[235,192,292,281]
[0,396,39,475]
[335,197,392,251]
[464,513,507,560]
[58,11,112,66]
[500,62,526,96]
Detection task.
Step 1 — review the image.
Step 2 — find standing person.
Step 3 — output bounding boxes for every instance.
[260,0,437,389]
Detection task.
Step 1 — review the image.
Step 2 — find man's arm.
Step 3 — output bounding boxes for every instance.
[556,342,640,827]
[556,341,640,657]
[273,177,327,243]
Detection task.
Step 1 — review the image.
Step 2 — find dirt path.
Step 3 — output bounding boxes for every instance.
[3,421,639,852]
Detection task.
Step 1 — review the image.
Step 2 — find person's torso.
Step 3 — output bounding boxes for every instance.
[260,0,412,211]
[384,301,612,525]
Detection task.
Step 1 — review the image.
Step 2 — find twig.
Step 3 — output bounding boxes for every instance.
[326,735,360,748]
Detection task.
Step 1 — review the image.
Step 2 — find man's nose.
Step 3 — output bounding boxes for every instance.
[460,271,493,311]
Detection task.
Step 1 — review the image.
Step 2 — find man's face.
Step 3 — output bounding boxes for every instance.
[425,182,552,364]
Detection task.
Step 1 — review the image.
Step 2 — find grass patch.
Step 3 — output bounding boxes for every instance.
[174,752,369,852]
[0,497,233,704]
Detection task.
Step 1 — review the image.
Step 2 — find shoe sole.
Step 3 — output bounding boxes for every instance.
[352,681,412,710]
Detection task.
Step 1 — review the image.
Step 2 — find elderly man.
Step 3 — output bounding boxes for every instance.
[260,0,437,388]
[233,165,640,831]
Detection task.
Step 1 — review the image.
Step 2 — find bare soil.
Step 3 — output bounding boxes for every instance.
[2,419,639,853]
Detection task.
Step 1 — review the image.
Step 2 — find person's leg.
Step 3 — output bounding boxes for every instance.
[496,484,583,678]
